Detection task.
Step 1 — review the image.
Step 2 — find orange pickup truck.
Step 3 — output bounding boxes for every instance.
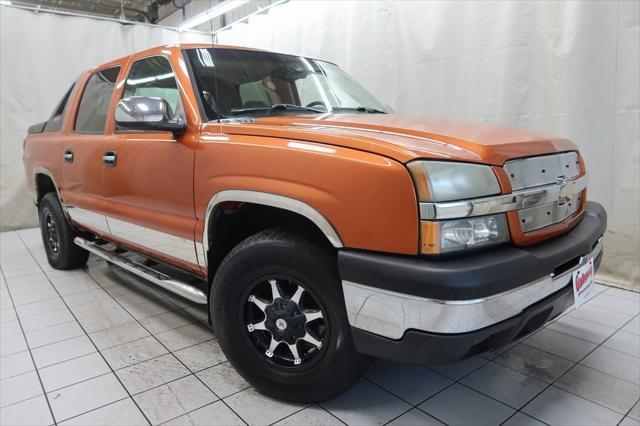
[23,44,606,402]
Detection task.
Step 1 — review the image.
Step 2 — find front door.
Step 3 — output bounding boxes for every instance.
[102,54,199,273]
[62,66,121,236]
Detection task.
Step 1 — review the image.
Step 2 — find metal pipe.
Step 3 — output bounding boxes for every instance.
[2,0,289,39]
[1,3,211,36]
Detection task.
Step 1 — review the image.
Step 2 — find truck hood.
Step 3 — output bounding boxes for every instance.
[216,114,578,165]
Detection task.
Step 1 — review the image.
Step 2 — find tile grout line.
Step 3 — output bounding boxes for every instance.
[359,365,453,424]
[316,404,350,426]
[502,310,640,424]
[378,358,493,426]
[515,327,638,367]
[262,405,314,426]
[495,310,638,423]
[51,396,133,425]
[152,400,238,426]
[598,285,640,303]
[519,312,640,361]
[22,323,118,352]
[20,320,84,346]
[0,233,58,426]
[79,252,252,426]
[149,396,230,425]
[618,396,640,426]
[16,231,154,426]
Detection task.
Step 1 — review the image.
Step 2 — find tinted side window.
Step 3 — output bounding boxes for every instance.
[123,56,184,119]
[43,82,75,133]
[75,67,120,133]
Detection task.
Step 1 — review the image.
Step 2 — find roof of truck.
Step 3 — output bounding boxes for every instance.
[89,43,315,73]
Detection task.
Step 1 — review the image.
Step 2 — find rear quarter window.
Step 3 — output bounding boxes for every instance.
[43,82,75,133]
[74,67,120,133]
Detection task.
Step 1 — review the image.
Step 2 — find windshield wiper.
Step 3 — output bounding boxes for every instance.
[229,103,325,116]
[272,104,326,113]
[332,106,388,114]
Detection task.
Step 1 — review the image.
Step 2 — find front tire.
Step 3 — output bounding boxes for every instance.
[211,229,369,402]
[38,192,89,270]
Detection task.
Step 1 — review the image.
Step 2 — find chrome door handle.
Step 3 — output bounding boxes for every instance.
[63,149,73,163]
[103,151,117,167]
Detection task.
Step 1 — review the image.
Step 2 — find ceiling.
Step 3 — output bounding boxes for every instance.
[7,0,283,30]
[8,0,183,23]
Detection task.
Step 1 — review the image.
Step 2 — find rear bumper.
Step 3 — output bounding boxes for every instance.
[339,201,606,363]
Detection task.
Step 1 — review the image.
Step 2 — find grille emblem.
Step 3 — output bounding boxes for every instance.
[556,177,575,205]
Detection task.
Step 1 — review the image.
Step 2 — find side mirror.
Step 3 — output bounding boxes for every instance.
[115,96,186,136]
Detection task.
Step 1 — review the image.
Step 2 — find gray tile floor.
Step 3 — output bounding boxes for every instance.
[1,228,639,426]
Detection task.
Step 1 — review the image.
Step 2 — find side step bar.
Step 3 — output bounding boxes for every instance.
[74,237,208,304]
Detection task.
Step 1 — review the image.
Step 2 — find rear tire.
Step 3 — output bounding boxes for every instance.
[211,229,369,402]
[38,192,89,270]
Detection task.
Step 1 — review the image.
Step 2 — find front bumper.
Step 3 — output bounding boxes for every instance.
[339,201,606,363]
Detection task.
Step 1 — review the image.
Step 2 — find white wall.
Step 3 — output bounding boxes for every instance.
[0,7,209,230]
[1,2,638,288]
[214,0,639,288]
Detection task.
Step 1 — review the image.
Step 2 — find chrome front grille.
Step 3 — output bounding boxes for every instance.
[505,152,583,233]
[504,152,580,190]
[517,192,582,232]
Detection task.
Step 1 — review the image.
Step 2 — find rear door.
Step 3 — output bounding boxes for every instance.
[102,54,200,273]
[62,66,121,235]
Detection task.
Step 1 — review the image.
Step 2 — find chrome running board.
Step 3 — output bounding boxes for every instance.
[74,237,207,304]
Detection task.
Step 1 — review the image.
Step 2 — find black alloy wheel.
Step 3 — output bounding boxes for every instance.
[43,211,60,255]
[38,192,89,269]
[244,276,328,368]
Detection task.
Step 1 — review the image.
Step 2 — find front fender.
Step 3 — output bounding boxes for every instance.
[194,135,419,256]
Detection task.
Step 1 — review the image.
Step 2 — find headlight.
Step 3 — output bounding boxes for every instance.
[408,161,509,254]
[420,214,509,254]
[407,160,501,202]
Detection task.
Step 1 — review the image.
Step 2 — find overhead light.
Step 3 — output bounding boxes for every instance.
[0,0,12,6]
[178,0,250,32]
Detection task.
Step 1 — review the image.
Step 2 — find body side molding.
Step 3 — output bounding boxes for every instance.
[202,190,344,267]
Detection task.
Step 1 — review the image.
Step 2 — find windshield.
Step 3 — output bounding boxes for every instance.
[185,48,390,121]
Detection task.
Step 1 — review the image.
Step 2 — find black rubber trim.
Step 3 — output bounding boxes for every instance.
[28,121,46,134]
[351,282,577,364]
[181,49,209,123]
[338,201,606,301]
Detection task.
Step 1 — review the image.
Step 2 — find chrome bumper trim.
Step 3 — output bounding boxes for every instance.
[343,238,602,339]
[419,174,588,220]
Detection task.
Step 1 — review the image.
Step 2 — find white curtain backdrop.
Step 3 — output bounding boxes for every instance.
[0,6,209,228]
[213,0,639,289]
[1,2,638,288]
